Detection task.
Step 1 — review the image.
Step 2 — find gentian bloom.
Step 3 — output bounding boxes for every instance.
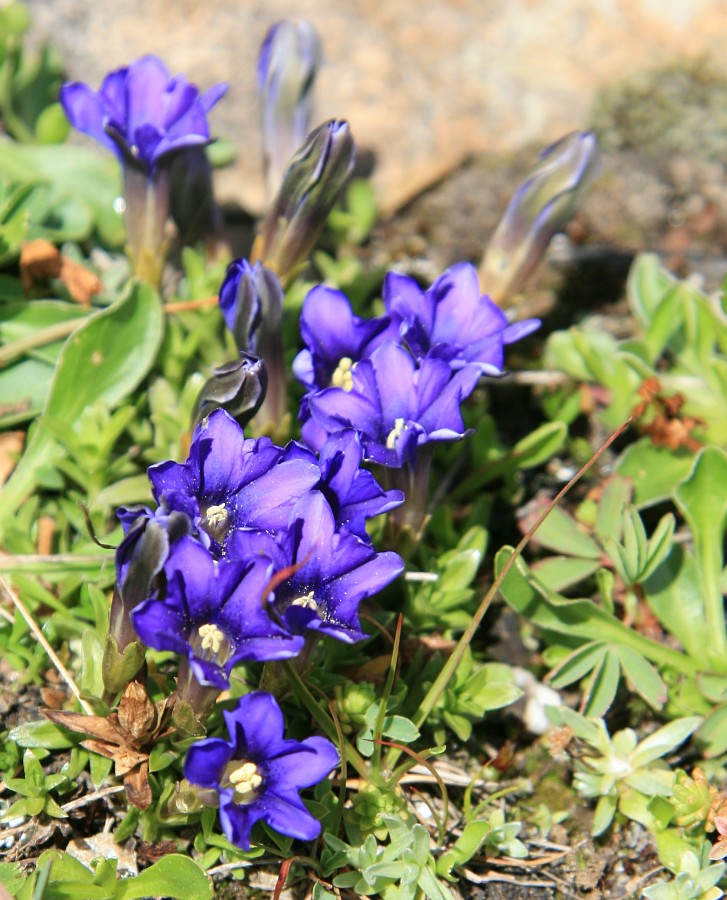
[218,259,287,429]
[148,408,319,554]
[303,341,481,537]
[253,119,355,284]
[293,284,395,396]
[184,691,338,849]
[131,536,303,694]
[60,55,227,286]
[384,262,540,374]
[257,20,323,200]
[304,341,481,468]
[479,131,600,303]
[231,491,403,644]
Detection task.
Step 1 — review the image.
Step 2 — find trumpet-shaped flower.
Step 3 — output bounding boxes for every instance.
[231,491,403,643]
[304,340,481,467]
[384,262,540,374]
[60,55,227,173]
[131,537,303,688]
[148,409,319,553]
[184,691,338,849]
[293,284,395,396]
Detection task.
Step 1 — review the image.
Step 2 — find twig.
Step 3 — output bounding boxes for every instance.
[163,296,218,314]
[0,573,94,715]
[61,784,125,813]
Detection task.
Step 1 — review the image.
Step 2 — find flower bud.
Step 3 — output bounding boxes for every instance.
[253,119,355,284]
[218,258,283,353]
[168,145,221,248]
[479,131,600,304]
[192,352,268,429]
[257,20,322,200]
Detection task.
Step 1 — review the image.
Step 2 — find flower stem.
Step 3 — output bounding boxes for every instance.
[281,660,370,780]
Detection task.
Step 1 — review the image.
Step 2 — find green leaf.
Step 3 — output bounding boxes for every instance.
[615,438,695,508]
[595,476,633,543]
[582,647,620,716]
[0,139,124,246]
[675,447,727,665]
[8,720,79,750]
[695,703,727,758]
[630,717,701,768]
[0,282,164,536]
[591,793,617,836]
[548,641,607,689]
[616,646,667,710]
[531,555,601,592]
[115,855,213,900]
[527,505,601,559]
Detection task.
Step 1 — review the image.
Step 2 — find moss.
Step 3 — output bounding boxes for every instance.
[591,58,727,160]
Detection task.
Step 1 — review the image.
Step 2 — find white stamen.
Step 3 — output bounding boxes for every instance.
[228,761,263,798]
[331,356,354,392]
[199,623,225,655]
[386,417,406,450]
[291,591,318,611]
[205,504,228,528]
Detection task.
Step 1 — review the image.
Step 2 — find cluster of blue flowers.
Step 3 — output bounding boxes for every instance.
[59,22,582,855]
[113,408,403,847]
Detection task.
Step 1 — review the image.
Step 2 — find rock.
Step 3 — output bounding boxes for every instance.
[25,0,727,217]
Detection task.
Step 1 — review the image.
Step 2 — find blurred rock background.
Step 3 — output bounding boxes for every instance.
[25,0,727,216]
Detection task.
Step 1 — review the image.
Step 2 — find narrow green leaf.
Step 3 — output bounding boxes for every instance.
[8,720,79,750]
[548,641,607,689]
[582,648,620,717]
[630,716,702,769]
[615,438,694,508]
[616,646,667,710]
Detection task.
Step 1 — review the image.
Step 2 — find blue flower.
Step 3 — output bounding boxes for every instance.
[230,491,403,643]
[60,55,227,173]
[184,691,338,849]
[283,429,403,538]
[293,284,395,396]
[304,340,481,467]
[131,537,303,688]
[148,409,319,553]
[383,262,540,374]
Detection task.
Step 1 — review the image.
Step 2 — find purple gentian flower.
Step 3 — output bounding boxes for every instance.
[231,492,403,643]
[60,55,227,173]
[148,409,319,553]
[60,55,227,286]
[131,537,303,688]
[304,340,481,467]
[384,262,540,375]
[257,20,323,200]
[283,430,403,538]
[184,691,338,849]
[293,285,395,396]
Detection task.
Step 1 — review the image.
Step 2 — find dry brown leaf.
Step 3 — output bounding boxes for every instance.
[19,237,102,305]
[124,760,153,810]
[20,239,62,293]
[118,680,156,740]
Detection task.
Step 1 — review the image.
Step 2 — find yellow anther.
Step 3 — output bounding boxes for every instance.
[205,504,228,528]
[386,417,406,450]
[291,591,318,611]
[228,761,263,798]
[331,356,354,392]
[199,623,225,655]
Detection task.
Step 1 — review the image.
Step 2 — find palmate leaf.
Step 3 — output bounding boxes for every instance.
[496,547,688,713]
[548,640,665,716]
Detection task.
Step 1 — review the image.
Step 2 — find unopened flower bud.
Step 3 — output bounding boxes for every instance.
[253,119,355,284]
[219,258,283,353]
[258,20,322,200]
[479,131,600,304]
[192,352,268,429]
[168,146,221,248]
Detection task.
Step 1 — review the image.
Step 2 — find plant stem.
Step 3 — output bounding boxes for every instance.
[281,660,370,780]
[385,417,632,773]
[0,317,88,367]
